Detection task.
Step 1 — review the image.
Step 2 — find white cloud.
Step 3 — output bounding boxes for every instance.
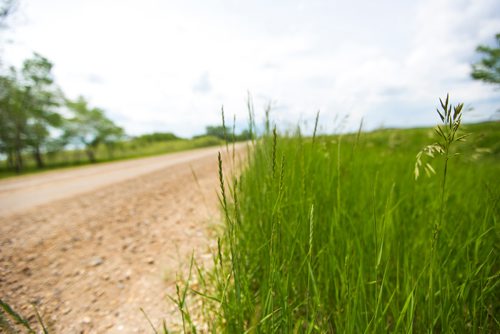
[2,0,499,136]
[193,72,212,94]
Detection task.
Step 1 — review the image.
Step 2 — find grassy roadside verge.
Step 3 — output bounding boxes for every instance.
[174,117,499,332]
[0,136,223,179]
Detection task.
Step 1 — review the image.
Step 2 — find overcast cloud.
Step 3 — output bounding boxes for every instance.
[2,0,499,136]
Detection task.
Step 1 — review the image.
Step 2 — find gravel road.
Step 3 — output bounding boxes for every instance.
[0,144,246,333]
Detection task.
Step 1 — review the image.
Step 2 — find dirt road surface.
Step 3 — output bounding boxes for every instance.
[0,144,246,333]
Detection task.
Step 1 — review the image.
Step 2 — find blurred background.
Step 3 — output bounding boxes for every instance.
[0,0,499,173]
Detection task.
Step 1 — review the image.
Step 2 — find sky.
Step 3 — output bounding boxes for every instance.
[1,0,499,137]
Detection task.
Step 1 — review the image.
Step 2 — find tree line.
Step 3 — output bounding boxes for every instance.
[0,53,125,172]
[0,53,252,174]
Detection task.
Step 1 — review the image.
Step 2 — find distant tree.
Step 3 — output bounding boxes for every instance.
[235,129,252,141]
[200,125,251,142]
[0,1,20,171]
[64,96,124,162]
[134,132,179,144]
[0,67,26,172]
[205,125,228,140]
[471,33,500,86]
[21,53,62,167]
[0,54,62,170]
[101,118,125,159]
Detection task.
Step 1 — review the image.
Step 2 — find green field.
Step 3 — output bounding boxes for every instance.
[178,117,499,332]
[0,135,223,179]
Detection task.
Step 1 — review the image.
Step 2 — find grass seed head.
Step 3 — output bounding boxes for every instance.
[415,94,466,180]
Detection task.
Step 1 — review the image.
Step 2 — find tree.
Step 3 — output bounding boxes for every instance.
[134,132,179,144]
[0,1,22,171]
[64,96,124,162]
[203,125,252,142]
[205,125,229,140]
[100,117,125,159]
[235,129,252,141]
[0,67,27,172]
[0,53,62,171]
[471,33,500,86]
[20,53,62,168]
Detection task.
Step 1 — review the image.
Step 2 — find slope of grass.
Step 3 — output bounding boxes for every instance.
[184,120,499,333]
[0,136,223,179]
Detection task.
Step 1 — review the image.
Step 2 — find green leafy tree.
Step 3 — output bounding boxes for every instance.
[21,53,62,167]
[0,53,62,171]
[0,67,26,172]
[205,125,228,140]
[100,117,125,159]
[471,33,500,86]
[235,129,252,141]
[134,132,179,144]
[64,96,124,162]
[200,125,251,142]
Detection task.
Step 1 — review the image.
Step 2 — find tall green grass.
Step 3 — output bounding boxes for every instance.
[178,104,499,332]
